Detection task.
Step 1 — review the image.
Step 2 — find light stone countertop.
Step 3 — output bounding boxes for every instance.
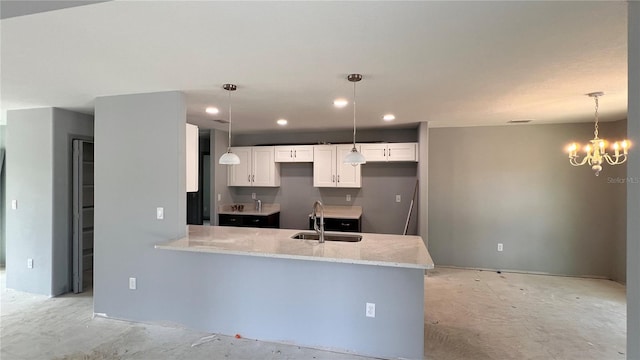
[218,203,280,216]
[156,225,433,270]
[308,205,362,219]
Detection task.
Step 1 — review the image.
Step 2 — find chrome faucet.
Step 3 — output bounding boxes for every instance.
[255,199,262,212]
[312,200,325,243]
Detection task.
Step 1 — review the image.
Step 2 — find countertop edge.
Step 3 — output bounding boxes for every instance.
[155,243,433,270]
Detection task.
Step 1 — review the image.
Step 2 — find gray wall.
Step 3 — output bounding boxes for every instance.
[93,91,187,318]
[4,108,93,295]
[628,2,640,358]
[234,127,417,146]
[0,124,6,266]
[228,129,418,235]
[428,121,627,279]
[6,109,54,295]
[418,123,429,242]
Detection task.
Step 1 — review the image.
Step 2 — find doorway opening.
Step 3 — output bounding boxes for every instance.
[72,140,94,293]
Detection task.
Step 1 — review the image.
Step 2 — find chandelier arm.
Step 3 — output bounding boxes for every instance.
[603,153,628,165]
[569,156,591,166]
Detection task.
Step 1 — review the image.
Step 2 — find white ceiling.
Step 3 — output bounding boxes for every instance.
[0,1,628,133]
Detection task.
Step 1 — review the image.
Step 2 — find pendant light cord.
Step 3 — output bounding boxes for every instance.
[227,88,232,151]
[352,80,357,147]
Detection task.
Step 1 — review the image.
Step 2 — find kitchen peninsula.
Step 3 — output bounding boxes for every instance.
[156,225,433,359]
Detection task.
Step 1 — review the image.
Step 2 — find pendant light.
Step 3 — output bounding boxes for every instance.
[343,73,366,166]
[219,83,240,165]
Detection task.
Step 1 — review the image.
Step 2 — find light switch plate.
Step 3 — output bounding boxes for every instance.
[11,200,17,210]
[27,258,33,269]
[156,207,164,220]
[497,243,504,252]
[396,195,401,203]
[217,193,221,201]
[251,193,256,200]
[129,277,137,290]
[346,194,351,202]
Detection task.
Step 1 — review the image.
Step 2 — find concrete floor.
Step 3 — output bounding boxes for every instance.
[1,267,626,360]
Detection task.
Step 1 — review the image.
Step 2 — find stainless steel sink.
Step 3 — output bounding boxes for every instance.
[291,232,362,242]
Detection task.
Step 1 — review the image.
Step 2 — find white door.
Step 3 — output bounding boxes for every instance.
[291,145,314,162]
[252,147,279,186]
[388,143,418,162]
[360,144,388,162]
[313,145,336,187]
[227,147,252,186]
[274,146,295,162]
[336,145,362,188]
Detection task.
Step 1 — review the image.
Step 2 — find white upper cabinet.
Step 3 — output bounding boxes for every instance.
[228,147,280,187]
[274,145,314,162]
[186,124,199,192]
[360,143,418,162]
[313,145,361,188]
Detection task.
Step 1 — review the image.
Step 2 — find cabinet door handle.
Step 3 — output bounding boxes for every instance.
[290,150,293,158]
[294,150,297,158]
[337,174,340,183]
[384,149,386,157]
[252,174,255,182]
[332,175,335,183]
[248,175,251,182]
[389,148,391,158]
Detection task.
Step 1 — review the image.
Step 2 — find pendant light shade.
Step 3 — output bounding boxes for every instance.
[344,73,366,166]
[219,83,240,165]
[344,147,367,165]
[219,151,240,165]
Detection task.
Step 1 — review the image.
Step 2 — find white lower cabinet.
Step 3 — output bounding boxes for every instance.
[313,145,361,188]
[360,143,418,162]
[228,147,280,187]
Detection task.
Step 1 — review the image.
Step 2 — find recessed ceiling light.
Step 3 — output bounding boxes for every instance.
[277,119,288,126]
[333,98,348,108]
[383,114,396,121]
[205,107,219,115]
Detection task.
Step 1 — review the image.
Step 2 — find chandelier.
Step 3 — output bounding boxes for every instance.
[567,92,629,176]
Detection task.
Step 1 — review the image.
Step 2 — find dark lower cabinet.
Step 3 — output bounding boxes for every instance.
[309,217,361,232]
[219,212,280,228]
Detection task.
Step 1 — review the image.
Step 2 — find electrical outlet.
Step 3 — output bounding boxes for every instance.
[27,258,33,269]
[396,195,401,203]
[156,207,164,220]
[346,194,351,202]
[366,303,376,318]
[129,277,137,290]
[251,193,256,200]
[497,243,504,252]
[11,200,17,210]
